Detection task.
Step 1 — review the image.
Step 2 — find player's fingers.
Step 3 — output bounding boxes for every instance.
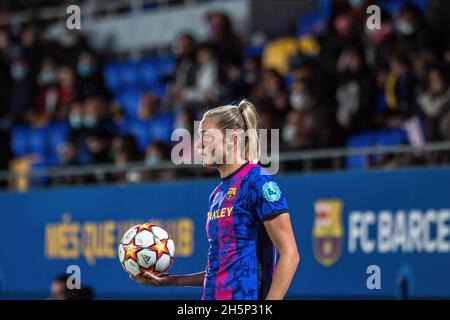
[130,274,148,283]
[146,273,162,283]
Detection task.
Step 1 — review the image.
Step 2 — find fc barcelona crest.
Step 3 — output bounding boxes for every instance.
[226,187,237,199]
[312,199,344,267]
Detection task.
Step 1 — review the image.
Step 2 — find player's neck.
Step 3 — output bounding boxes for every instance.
[218,162,247,179]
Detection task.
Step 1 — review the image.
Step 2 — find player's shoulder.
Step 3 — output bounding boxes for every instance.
[244,164,278,187]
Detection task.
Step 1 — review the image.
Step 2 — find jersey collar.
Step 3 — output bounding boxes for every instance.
[220,162,249,182]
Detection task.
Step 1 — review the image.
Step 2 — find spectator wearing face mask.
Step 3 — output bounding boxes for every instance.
[205,11,243,67]
[143,141,174,181]
[251,68,289,121]
[417,66,450,142]
[177,43,223,108]
[112,134,143,184]
[335,46,375,135]
[68,96,115,165]
[75,50,109,102]
[391,5,432,55]
[25,56,59,125]
[383,52,416,128]
[54,65,77,121]
[7,56,35,125]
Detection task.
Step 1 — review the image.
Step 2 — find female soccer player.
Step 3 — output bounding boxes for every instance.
[131,100,299,300]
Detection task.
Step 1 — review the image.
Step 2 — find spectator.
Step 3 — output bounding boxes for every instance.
[251,68,289,119]
[138,93,159,121]
[335,46,375,135]
[382,52,416,128]
[75,50,108,101]
[143,141,174,181]
[48,275,94,300]
[417,66,450,141]
[26,56,59,125]
[55,65,77,121]
[205,11,243,67]
[179,43,222,108]
[7,56,35,125]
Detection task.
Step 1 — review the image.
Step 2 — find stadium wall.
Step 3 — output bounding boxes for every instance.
[0,167,449,299]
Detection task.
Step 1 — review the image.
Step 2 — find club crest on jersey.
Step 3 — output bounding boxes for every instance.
[262,181,281,202]
[312,199,344,267]
[226,187,237,199]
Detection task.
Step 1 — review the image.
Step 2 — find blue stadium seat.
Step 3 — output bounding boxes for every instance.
[244,45,265,59]
[28,126,48,159]
[116,90,141,119]
[376,129,406,147]
[346,132,376,170]
[150,84,167,98]
[379,0,427,16]
[157,56,176,77]
[104,62,122,92]
[127,119,151,151]
[373,129,407,162]
[149,112,176,143]
[121,61,140,89]
[11,126,29,157]
[29,157,49,186]
[296,0,331,36]
[139,58,159,89]
[46,122,70,166]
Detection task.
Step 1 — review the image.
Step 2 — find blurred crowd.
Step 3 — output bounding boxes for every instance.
[0,0,450,186]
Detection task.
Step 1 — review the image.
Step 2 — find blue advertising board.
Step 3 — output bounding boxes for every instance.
[0,167,449,299]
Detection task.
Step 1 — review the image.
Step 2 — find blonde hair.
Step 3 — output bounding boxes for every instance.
[203,99,261,163]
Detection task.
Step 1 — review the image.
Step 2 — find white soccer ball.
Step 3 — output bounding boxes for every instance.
[118,223,175,277]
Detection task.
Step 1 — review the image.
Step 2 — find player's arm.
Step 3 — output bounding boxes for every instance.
[263,212,299,300]
[130,271,205,287]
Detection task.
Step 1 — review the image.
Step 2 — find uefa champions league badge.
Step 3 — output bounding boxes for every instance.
[262,181,281,202]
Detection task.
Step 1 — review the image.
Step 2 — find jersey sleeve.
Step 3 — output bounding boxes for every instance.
[249,169,289,221]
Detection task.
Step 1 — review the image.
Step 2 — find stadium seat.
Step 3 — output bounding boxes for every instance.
[376,129,407,147]
[157,56,176,77]
[139,58,160,89]
[379,0,428,15]
[116,90,142,119]
[296,0,331,36]
[373,129,407,162]
[127,119,151,151]
[104,62,123,92]
[121,61,140,89]
[46,122,70,166]
[149,112,176,143]
[28,126,48,159]
[11,126,30,157]
[150,84,167,98]
[244,45,265,59]
[346,132,376,170]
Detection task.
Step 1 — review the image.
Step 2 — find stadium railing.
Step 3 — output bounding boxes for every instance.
[1,141,450,190]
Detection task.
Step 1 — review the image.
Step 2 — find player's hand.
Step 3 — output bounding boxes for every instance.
[129,273,177,287]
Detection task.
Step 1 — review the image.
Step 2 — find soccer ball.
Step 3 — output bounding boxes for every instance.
[118,223,175,277]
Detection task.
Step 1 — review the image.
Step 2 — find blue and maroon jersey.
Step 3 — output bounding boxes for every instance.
[202,162,290,300]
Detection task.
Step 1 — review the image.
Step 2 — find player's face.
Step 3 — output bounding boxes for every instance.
[195,117,227,167]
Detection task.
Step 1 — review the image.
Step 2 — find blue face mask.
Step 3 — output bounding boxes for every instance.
[396,21,415,35]
[11,65,26,81]
[145,155,160,167]
[349,0,363,8]
[77,63,93,77]
[69,113,82,129]
[83,115,97,128]
[39,70,56,84]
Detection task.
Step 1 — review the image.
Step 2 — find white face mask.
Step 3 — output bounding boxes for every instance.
[290,92,313,111]
[395,21,415,35]
[282,125,296,143]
